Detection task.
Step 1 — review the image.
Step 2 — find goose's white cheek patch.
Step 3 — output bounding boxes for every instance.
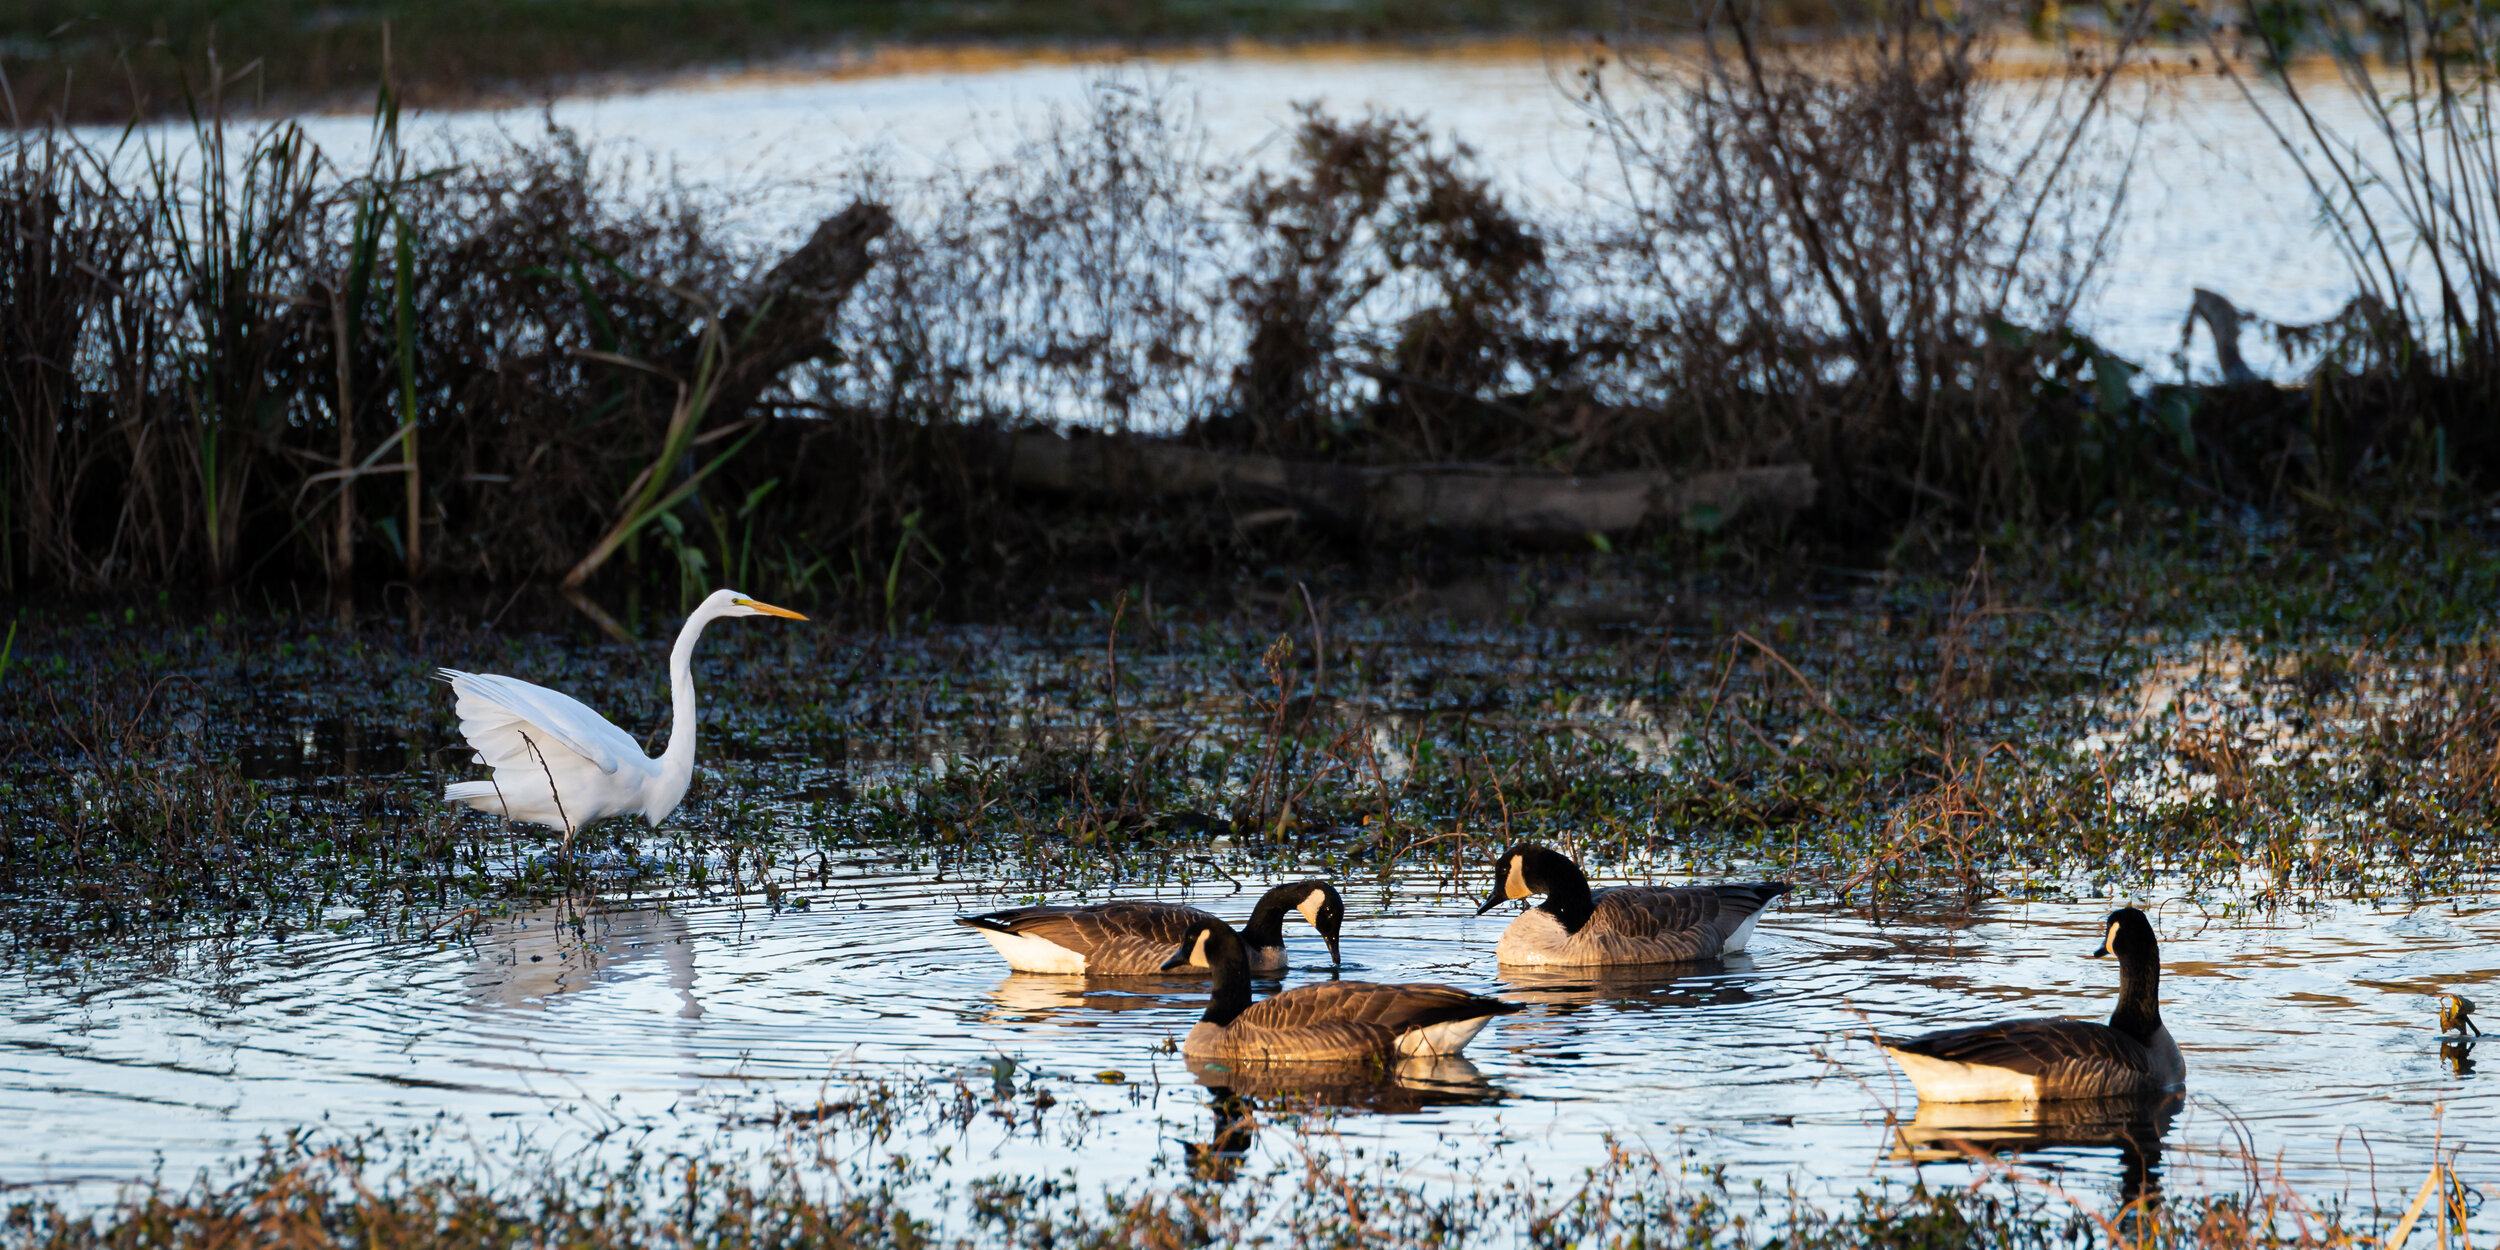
[1505,859,1528,901]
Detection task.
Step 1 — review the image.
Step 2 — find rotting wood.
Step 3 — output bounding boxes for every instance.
[984,429,1817,535]
[683,202,896,425]
[563,200,893,637]
[2185,288,2259,386]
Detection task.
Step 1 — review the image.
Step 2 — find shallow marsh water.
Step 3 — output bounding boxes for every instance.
[6,853,2493,1228]
[3,568,2495,1233]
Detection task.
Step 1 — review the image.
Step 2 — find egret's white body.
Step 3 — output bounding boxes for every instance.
[439,589,805,833]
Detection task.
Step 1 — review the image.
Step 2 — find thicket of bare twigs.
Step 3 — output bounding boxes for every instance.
[3,5,2494,626]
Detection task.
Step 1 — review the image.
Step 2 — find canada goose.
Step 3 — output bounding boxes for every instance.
[1473,844,1789,967]
[1160,917,1520,1063]
[1882,907,2186,1104]
[956,880,1343,976]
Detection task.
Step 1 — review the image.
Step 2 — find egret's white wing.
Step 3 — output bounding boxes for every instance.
[438,668,648,776]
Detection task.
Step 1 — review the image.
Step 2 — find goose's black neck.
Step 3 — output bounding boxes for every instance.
[1532,855,1597,933]
[1238,887,1298,951]
[2107,946,2163,1044]
[1200,927,1254,1027]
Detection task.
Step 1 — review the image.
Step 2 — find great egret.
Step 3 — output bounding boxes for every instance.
[439,589,807,841]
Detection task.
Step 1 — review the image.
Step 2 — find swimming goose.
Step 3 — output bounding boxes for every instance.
[956,880,1343,976]
[1160,917,1520,1063]
[1882,907,2186,1104]
[1473,844,1789,967]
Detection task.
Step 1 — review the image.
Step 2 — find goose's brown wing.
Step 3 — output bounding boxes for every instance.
[1890,1018,2153,1087]
[958,901,1215,975]
[1217,981,1518,1062]
[1577,883,1785,960]
[1238,981,1520,1034]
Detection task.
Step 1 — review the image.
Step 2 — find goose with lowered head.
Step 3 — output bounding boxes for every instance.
[957,880,1344,976]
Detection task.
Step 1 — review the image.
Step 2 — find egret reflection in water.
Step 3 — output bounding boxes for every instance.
[464,902,704,1019]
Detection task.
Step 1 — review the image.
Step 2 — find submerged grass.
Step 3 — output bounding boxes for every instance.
[2,515,2494,946]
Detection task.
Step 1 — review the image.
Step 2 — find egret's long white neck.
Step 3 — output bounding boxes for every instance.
[651,602,722,817]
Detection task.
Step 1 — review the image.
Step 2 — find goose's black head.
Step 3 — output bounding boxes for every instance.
[2091,907,2160,962]
[1475,844,1590,917]
[1295,880,1346,966]
[1163,916,1254,1025]
[1246,879,1346,966]
[1162,916,1246,972]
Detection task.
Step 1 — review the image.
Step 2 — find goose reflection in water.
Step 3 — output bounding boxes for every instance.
[1180,1055,1503,1183]
[980,972,1221,1023]
[464,903,703,1018]
[1891,1091,2183,1211]
[1496,955,1762,1014]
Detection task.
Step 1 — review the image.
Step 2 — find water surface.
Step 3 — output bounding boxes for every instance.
[7,863,2490,1229]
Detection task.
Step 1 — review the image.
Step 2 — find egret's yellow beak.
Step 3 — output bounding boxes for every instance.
[736,598,809,621]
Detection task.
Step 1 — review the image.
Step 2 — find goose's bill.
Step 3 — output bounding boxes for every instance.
[736,597,809,620]
[1159,946,1191,972]
[2090,937,2110,957]
[1324,933,1342,967]
[1474,892,1509,917]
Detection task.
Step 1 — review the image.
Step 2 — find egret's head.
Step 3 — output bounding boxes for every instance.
[705,588,808,621]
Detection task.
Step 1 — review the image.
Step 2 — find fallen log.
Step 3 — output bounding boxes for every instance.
[987,429,1815,536]
[564,200,893,636]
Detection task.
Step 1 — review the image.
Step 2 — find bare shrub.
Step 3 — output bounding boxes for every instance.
[2207,0,2500,494]
[1211,109,1552,460]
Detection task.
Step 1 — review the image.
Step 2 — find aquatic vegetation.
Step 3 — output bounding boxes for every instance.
[0,523,2492,946]
[0,1097,2439,1249]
